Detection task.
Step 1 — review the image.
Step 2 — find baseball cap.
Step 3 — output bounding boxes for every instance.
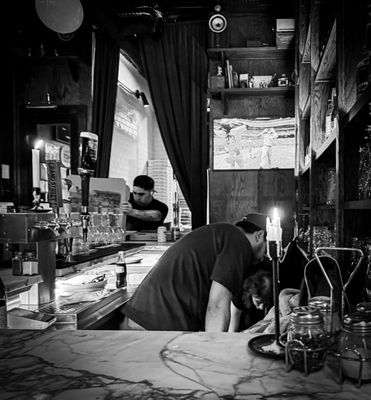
[133,175,155,191]
[236,212,267,232]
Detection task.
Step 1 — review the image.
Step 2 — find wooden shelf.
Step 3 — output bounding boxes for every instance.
[346,84,371,125]
[315,19,336,83]
[344,199,371,210]
[207,47,294,61]
[301,23,311,64]
[301,162,310,175]
[209,87,294,97]
[14,55,80,64]
[315,203,336,210]
[315,130,336,160]
[302,95,311,118]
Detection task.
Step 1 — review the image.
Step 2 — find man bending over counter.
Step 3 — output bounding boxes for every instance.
[120,213,268,332]
[121,175,168,231]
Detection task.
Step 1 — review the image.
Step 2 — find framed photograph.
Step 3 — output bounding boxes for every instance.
[212,117,296,170]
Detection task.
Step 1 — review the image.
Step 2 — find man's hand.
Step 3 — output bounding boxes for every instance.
[121,201,133,215]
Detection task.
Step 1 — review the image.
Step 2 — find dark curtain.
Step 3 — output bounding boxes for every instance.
[139,22,208,229]
[92,32,120,177]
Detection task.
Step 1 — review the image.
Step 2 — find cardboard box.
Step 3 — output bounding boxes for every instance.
[210,76,225,89]
[276,19,295,32]
[276,18,295,49]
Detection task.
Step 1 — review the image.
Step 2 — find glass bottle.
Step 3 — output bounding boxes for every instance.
[338,311,371,383]
[286,306,329,372]
[116,251,127,288]
[12,251,23,276]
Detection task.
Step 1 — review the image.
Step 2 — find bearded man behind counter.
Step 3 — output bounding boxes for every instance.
[121,175,169,231]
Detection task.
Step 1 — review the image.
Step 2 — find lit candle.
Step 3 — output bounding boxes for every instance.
[266,208,282,243]
[32,148,40,188]
[272,207,282,242]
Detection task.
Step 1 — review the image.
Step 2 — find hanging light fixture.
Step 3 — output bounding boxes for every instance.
[140,92,150,108]
[135,90,150,108]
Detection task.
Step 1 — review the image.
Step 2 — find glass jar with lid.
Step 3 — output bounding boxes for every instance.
[338,310,371,383]
[308,296,341,337]
[22,251,38,275]
[285,306,329,373]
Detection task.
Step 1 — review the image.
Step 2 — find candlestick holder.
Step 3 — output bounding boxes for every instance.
[248,209,285,358]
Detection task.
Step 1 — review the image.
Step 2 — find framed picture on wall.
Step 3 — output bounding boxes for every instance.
[212,117,296,170]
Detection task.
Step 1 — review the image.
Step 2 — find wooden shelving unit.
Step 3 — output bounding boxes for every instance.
[209,87,294,96]
[315,130,336,160]
[207,47,293,61]
[314,19,336,83]
[296,0,371,253]
[207,5,296,245]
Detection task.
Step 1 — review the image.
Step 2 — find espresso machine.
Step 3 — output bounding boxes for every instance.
[0,212,57,306]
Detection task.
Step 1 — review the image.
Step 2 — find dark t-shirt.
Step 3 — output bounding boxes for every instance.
[122,222,254,331]
[126,192,168,231]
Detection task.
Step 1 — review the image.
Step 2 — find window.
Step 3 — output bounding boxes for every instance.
[109,53,191,229]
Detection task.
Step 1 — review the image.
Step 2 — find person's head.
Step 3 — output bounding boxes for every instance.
[242,263,273,311]
[235,213,267,263]
[132,175,155,206]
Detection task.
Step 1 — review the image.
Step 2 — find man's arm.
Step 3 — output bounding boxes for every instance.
[121,202,162,221]
[228,301,242,332]
[205,280,233,332]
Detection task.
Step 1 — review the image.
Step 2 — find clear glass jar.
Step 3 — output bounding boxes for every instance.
[157,226,167,243]
[338,311,371,383]
[286,306,329,372]
[308,296,341,336]
[22,251,38,275]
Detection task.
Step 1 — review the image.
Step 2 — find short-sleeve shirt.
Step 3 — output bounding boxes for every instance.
[121,222,254,331]
[126,192,168,231]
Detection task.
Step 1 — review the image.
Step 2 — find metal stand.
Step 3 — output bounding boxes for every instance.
[79,171,91,244]
[268,240,283,344]
[248,239,284,358]
[307,247,364,324]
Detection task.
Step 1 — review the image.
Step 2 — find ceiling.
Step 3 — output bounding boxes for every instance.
[105,0,217,23]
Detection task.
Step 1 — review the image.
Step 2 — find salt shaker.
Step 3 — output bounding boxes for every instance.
[338,311,371,384]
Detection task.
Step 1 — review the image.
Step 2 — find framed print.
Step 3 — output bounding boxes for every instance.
[212,117,295,170]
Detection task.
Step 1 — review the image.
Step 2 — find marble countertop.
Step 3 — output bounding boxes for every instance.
[1,329,370,399]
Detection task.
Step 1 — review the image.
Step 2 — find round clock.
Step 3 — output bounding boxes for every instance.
[208,14,227,33]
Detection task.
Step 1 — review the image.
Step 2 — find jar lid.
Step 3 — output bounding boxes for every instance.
[290,306,324,325]
[356,302,371,314]
[308,296,334,312]
[343,311,371,333]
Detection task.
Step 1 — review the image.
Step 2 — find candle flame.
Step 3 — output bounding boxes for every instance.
[273,207,279,221]
[34,139,44,150]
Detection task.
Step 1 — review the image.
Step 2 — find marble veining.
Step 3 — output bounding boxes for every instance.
[1,329,371,399]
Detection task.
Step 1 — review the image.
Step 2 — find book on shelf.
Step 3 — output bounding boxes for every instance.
[225,59,233,88]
